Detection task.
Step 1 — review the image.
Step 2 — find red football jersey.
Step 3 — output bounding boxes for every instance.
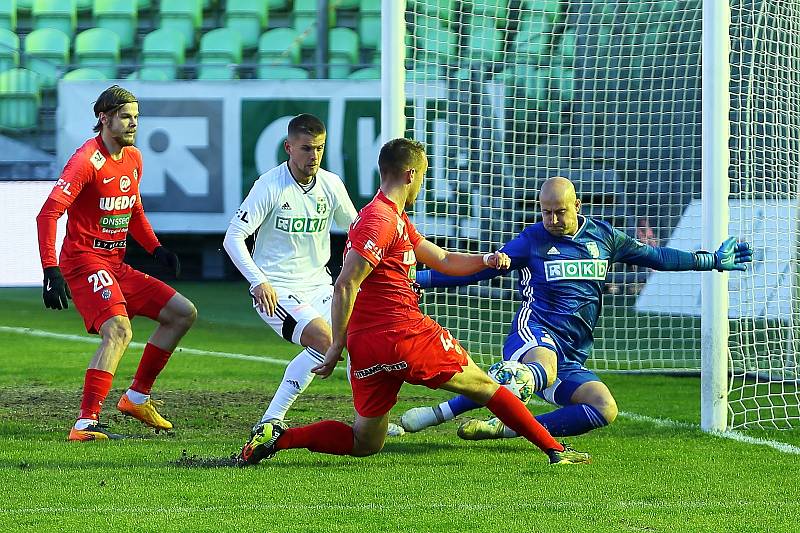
[346,190,424,333]
[46,135,157,268]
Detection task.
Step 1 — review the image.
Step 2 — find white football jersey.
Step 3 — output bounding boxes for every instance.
[229,162,357,289]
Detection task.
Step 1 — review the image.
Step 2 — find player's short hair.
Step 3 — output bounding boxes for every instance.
[93,85,137,133]
[378,138,426,177]
[287,114,326,139]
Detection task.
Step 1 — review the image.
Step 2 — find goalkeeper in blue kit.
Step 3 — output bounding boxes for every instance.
[400,176,752,439]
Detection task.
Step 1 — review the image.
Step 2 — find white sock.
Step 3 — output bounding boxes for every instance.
[261,348,319,422]
[126,389,149,405]
[74,418,95,430]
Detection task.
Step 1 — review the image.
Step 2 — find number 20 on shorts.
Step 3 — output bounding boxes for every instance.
[87,270,113,293]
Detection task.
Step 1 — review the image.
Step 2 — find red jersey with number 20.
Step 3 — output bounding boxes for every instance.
[346,190,424,333]
[47,135,152,268]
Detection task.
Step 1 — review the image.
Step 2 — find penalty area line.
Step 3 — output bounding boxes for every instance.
[0,325,345,371]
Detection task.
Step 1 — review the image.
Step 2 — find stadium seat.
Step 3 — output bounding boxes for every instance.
[16,0,32,12]
[62,67,107,80]
[328,27,358,79]
[267,0,288,9]
[31,0,76,38]
[74,0,91,13]
[225,0,268,50]
[93,0,137,50]
[293,0,335,48]
[515,11,553,63]
[160,0,202,50]
[555,28,576,67]
[348,66,379,79]
[358,0,380,48]
[407,0,453,24]
[0,0,15,32]
[127,66,172,80]
[197,28,242,79]
[141,28,185,80]
[412,22,455,71]
[0,67,40,130]
[23,27,69,89]
[257,65,309,79]
[469,0,507,20]
[257,27,301,66]
[464,14,505,62]
[74,28,119,78]
[0,28,19,73]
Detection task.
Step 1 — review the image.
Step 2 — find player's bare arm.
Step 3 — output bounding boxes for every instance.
[414,238,510,276]
[313,249,374,378]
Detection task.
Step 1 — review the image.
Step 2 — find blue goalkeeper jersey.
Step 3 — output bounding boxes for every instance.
[422,216,696,365]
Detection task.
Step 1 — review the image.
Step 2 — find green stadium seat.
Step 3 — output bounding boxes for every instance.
[407,0,453,24]
[257,27,301,65]
[0,0,16,31]
[257,64,308,79]
[267,0,288,9]
[160,0,202,50]
[335,0,358,8]
[465,15,504,62]
[93,0,137,50]
[197,27,242,79]
[348,66,379,80]
[127,66,172,80]
[328,27,358,78]
[62,67,107,80]
[225,0,268,50]
[555,28,576,67]
[515,11,553,62]
[74,28,119,78]
[413,22,455,70]
[142,28,185,80]
[16,0,32,12]
[0,67,40,130]
[23,27,69,89]
[293,0,335,48]
[469,0,507,20]
[0,28,19,73]
[75,0,91,13]
[32,0,76,37]
[358,0,380,48]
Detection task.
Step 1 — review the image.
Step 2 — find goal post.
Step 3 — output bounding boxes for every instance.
[383,0,800,430]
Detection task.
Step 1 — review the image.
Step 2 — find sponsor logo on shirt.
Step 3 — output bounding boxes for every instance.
[353,361,409,379]
[362,239,383,262]
[99,214,131,229]
[544,259,609,281]
[99,195,137,211]
[275,216,327,233]
[54,177,73,196]
[93,238,127,250]
[119,175,132,193]
[90,150,106,170]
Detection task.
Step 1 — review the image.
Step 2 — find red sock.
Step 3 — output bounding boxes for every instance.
[486,386,562,453]
[79,368,114,421]
[130,343,172,395]
[275,420,354,455]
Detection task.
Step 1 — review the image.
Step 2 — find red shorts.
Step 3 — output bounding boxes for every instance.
[63,261,176,334]
[347,315,469,418]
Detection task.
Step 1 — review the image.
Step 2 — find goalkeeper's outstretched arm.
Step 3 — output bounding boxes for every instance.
[615,233,753,272]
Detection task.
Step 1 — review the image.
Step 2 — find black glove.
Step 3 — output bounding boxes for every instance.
[43,266,71,310]
[153,246,181,278]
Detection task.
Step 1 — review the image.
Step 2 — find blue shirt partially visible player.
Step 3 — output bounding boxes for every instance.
[399,176,752,439]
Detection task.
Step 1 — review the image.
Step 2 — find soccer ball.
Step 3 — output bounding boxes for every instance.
[487,360,535,404]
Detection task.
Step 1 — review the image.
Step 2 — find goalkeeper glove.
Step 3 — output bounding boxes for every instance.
[42,266,71,310]
[694,237,753,271]
[154,246,181,278]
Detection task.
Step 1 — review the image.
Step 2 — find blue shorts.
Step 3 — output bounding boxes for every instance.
[502,325,602,407]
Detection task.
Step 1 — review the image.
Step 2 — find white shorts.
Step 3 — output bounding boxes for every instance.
[253,284,333,345]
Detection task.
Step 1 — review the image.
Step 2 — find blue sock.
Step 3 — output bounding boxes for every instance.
[524,361,548,392]
[446,395,481,417]
[535,404,608,437]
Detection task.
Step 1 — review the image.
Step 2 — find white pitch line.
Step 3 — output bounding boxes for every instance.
[2,325,799,454]
[0,325,344,371]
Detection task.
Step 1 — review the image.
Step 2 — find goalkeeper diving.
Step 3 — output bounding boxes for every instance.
[400,176,752,440]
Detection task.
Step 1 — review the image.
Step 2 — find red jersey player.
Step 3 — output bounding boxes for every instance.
[36,85,197,441]
[238,138,591,465]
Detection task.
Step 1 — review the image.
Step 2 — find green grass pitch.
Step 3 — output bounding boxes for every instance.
[1,282,799,531]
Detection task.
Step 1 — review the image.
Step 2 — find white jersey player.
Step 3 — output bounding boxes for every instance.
[224,114,404,437]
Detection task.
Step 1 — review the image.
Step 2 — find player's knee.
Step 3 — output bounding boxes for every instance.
[300,321,333,353]
[591,396,618,425]
[102,318,132,348]
[180,300,198,329]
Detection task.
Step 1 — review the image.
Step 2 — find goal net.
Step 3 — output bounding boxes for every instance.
[402,0,799,428]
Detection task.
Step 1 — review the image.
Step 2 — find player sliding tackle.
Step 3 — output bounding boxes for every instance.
[238,139,590,465]
[400,176,753,440]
